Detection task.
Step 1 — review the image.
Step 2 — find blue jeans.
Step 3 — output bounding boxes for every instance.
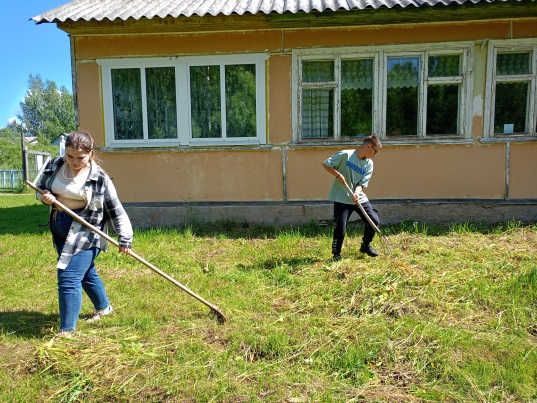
[50,210,110,331]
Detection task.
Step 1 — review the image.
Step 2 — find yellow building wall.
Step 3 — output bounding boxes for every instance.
[509,144,537,199]
[74,31,283,59]
[288,145,505,200]
[70,17,537,204]
[268,54,293,145]
[76,62,103,141]
[283,21,511,48]
[97,151,284,202]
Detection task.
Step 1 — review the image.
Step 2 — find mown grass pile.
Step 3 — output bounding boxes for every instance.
[1,194,536,402]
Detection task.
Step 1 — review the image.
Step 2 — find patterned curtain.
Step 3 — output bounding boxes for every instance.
[302,89,334,138]
[341,59,373,90]
[111,68,143,140]
[497,52,531,75]
[387,57,419,89]
[301,61,335,138]
[302,61,334,82]
[146,67,177,139]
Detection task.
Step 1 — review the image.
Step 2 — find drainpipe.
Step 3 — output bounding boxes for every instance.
[70,34,79,127]
[505,142,510,200]
[282,146,287,202]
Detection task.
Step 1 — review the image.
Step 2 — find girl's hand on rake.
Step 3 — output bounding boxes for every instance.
[119,246,131,255]
[41,190,56,205]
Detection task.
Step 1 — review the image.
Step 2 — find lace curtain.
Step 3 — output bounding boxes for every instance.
[302,61,334,82]
[146,67,177,139]
[342,59,373,90]
[302,89,333,138]
[497,52,531,75]
[387,57,419,89]
[112,68,143,140]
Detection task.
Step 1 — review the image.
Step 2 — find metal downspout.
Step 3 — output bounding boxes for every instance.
[69,34,79,127]
[505,142,510,200]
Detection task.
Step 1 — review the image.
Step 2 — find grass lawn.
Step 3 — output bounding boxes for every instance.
[1,194,536,402]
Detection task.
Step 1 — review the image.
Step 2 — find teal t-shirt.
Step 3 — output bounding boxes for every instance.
[323,149,374,205]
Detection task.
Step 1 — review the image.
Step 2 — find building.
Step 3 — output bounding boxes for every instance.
[33,0,537,227]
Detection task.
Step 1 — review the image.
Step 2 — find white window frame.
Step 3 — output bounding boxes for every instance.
[484,39,537,141]
[292,42,474,144]
[99,54,268,148]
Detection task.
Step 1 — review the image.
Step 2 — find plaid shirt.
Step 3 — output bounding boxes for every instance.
[37,157,133,269]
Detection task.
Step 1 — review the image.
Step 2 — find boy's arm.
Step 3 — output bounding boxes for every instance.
[322,162,340,179]
[323,162,351,189]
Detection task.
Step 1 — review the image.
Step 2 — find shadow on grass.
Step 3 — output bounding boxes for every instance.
[130,218,534,243]
[237,256,322,272]
[0,310,58,339]
[181,219,333,239]
[0,204,50,235]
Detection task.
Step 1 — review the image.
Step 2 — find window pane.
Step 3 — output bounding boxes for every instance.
[190,65,221,139]
[111,69,143,140]
[494,82,528,134]
[386,57,419,136]
[146,67,177,139]
[301,89,334,138]
[497,52,531,75]
[341,59,373,137]
[225,64,256,138]
[428,55,460,77]
[302,61,334,82]
[426,84,459,135]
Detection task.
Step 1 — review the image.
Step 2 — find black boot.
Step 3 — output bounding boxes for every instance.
[360,243,379,257]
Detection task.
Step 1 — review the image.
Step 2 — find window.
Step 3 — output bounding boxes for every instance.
[100,55,267,147]
[484,41,537,139]
[294,44,473,142]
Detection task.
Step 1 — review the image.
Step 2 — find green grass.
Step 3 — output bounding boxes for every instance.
[1,194,536,402]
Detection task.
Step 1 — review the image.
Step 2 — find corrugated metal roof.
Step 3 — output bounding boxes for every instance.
[32,0,494,23]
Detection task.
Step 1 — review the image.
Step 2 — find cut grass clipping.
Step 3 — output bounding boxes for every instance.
[1,194,536,402]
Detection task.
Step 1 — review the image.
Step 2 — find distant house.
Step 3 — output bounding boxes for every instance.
[51,133,67,156]
[24,136,38,146]
[33,0,537,226]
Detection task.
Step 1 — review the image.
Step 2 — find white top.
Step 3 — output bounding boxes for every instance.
[50,163,88,201]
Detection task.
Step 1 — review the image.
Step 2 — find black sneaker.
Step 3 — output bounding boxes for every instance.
[332,254,342,262]
[360,244,379,257]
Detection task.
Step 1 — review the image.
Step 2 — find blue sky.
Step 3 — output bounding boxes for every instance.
[0,0,72,128]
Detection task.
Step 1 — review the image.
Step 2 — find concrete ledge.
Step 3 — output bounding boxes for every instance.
[124,200,537,228]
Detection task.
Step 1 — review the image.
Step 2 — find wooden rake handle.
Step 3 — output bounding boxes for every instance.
[27,180,228,323]
[343,181,392,255]
[343,181,383,236]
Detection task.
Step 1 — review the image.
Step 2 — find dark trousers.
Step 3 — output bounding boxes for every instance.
[331,201,379,256]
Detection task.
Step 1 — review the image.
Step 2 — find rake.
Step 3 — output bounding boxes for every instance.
[27,180,228,324]
[343,181,392,255]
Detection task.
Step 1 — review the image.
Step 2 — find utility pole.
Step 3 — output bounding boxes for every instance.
[20,130,28,181]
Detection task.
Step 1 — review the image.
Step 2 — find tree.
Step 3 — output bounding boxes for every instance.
[0,122,24,169]
[17,74,76,141]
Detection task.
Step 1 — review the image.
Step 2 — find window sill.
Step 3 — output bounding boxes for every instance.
[479,136,537,144]
[98,144,275,153]
[293,138,475,147]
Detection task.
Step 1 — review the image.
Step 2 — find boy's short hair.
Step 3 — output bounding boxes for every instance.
[362,135,382,150]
